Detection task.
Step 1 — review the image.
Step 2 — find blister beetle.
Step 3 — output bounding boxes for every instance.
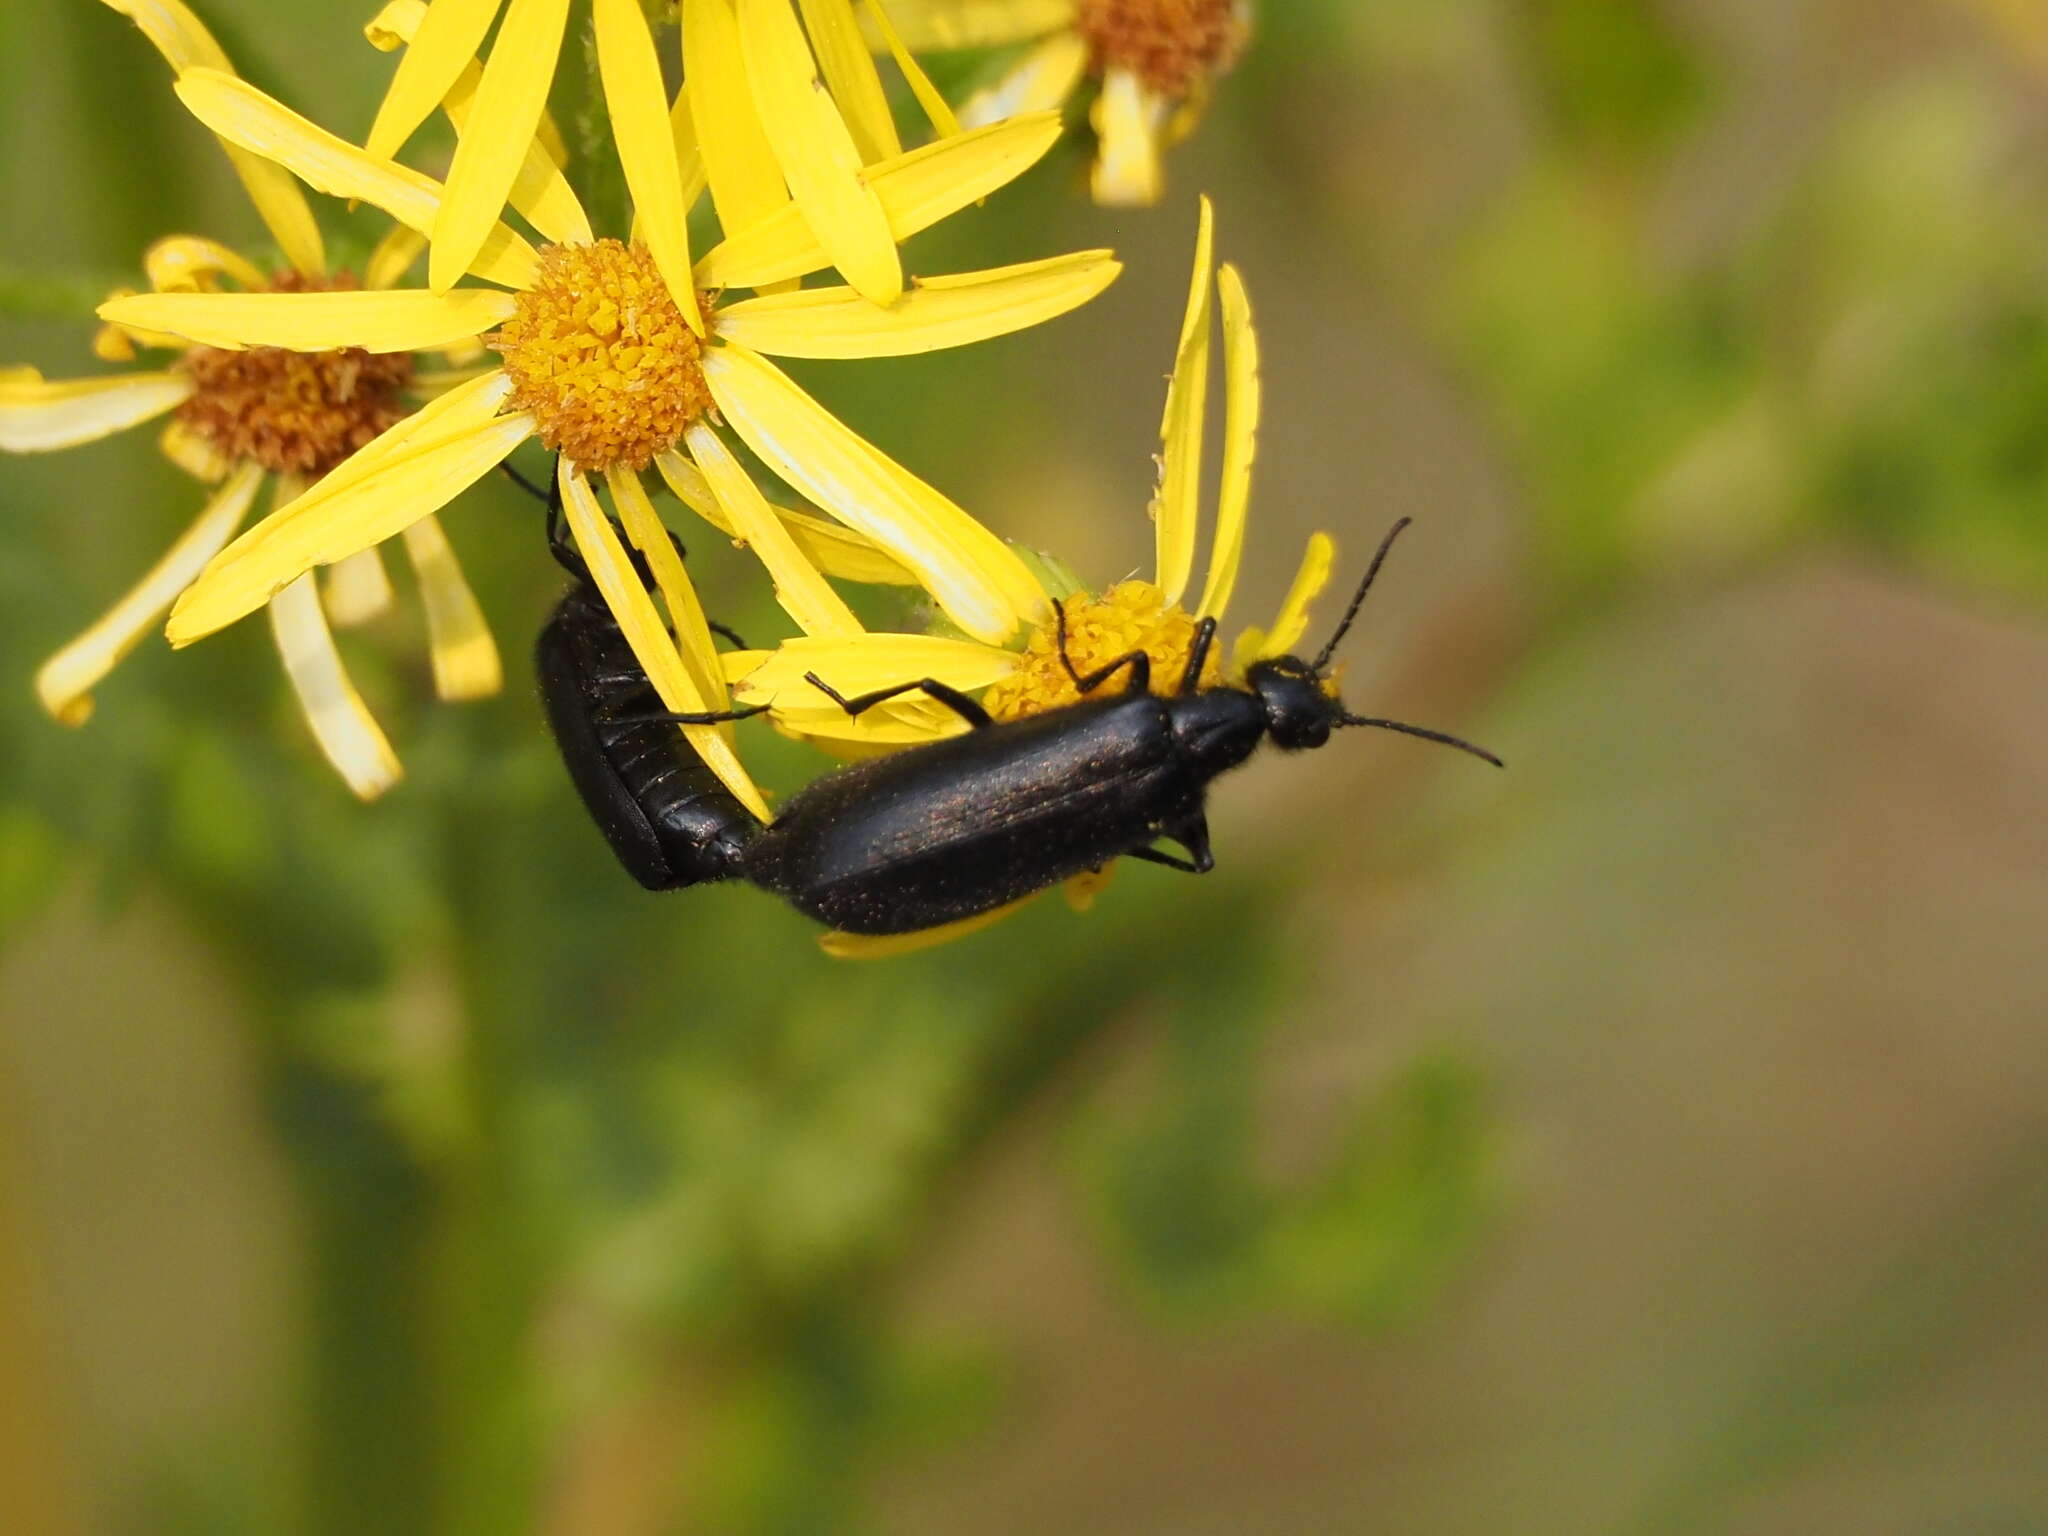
[536,482,1503,936]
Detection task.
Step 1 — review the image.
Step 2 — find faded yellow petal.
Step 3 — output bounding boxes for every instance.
[560,462,771,819]
[702,342,1043,643]
[1238,531,1335,670]
[798,0,900,162]
[864,0,962,138]
[959,30,1088,127]
[174,70,539,289]
[269,570,404,799]
[1090,66,1168,207]
[656,449,918,584]
[324,544,395,626]
[594,0,701,332]
[143,235,266,293]
[861,0,1072,49]
[401,513,503,699]
[36,460,263,725]
[819,898,1032,958]
[736,0,902,303]
[1154,195,1214,604]
[98,288,517,354]
[682,0,792,239]
[158,418,232,481]
[1196,262,1259,623]
[686,422,862,636]
[712,249,1118,359]
[0,369,192,453]
[605,465,732,715]
[696,112,1060,289]
[364,0,504,159]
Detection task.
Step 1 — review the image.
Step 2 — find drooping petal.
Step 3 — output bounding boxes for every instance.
[864,0,962,138]
[736,0,902,303]
[1237,531,1335,671]
[1196,262,1259,623]
[269,569,404,799]
[1090,66,1168,207]
[695,112,1060,289]
[686,422,862,636]
[159,418,232,481]
[860,0,1072,49]
[324,544,395,626]
[174,70,539,289]
[143,235,266,293]
[656,449,917,584]
[958,31,1088,128]
[819,899,1031,959]
[1154,195,1214,604]
[363,0,505,161]
[35,460,263,725]
[712,249,1119,359]
[0,369,192,453]
[797,0,900,162]
[604,465,731,715]
[682,0,791,239]
[99,288,519,354]
[702,342,1044,643]
[593,0,702,331]
[560,462,771,819]
[169,376,531,643]
[400,513,502,699]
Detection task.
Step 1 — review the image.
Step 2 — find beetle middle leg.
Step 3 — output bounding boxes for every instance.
[803,672,994,730]
[1125,812,1215,874]
[1053,598,1152,696]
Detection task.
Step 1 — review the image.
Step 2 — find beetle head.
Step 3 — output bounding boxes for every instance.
[1245,655,1338,751]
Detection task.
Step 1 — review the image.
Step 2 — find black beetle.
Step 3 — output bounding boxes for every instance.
[536,489,1502,936]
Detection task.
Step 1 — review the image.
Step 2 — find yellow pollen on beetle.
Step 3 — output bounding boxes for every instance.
[981,580,1225,723]
[1074,0,1249,99]
[175,272,413,479]
[492,239,713,473]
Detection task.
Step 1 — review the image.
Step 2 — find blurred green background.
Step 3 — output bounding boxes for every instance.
[5,0,2048,1531]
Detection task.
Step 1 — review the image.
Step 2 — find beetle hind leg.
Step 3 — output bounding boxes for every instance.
[803,672,994,730]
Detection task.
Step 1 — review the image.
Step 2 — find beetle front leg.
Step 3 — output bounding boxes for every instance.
[1054,599,1151,696]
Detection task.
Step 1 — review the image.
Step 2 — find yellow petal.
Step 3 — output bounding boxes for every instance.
[365,223,428,290]
[685,422,863,636]
[1154,195,1213,604]
[1062,862,1114,912]
[860,0,1072,49]
[143,235,266,293]
[604,465,731,715]
[0,369,192,453]
[1196,262,1259,623]
[750,686,966,746]
[696,112,1060,289]
[594,0,702,333]
[736,0,902,303]
[797,0,901,162]
[1090,66,1167,207]
[36,460,263,725]
[364,0,505,159]
[1237,531,1335,671]
[666,83,711,217]
[712,249,1119,359]
[958,30,1088,127]
[682,0,792,239]
[656,449,918,584]
[819,898,1032,959]
[93,322,138,363]
[170,381,531,643]
[560,463,771,819]
[400,513,503,699]
[98,288,517,354]
[269,570,404,799]
[324,544,395,626]
[702,342,1043,643]
[158,417,231,481]
[430,0,573,292]
[729,631,1012,698]
[174,70,539,290]
[864,0,962,138]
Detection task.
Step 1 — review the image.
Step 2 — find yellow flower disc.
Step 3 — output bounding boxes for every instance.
[492,239,713,472]
[1075,0,1249,98]
[175,273,413,478]
[981,579,1225,723]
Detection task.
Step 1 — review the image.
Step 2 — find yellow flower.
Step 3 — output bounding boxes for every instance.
[363,0,965,299]
[1,0,499,800]
[726,197,1335,952]
[874,0,1252,204]
[102,10,1119,816]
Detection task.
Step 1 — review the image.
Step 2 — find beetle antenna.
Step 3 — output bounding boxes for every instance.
[1311,516,1412,673]
[1337,713,1504,768]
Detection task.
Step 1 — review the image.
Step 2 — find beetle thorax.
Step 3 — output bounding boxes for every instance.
[1168,686,1265,776]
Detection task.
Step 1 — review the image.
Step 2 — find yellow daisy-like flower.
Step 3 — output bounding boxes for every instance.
[101,2,1117,816]
[1,0,499,800]
[874,0,1252,204]
[364,0,965,299]
[723,197,1336,952]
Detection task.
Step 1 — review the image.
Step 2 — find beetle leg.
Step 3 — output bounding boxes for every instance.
[1127,812,1216,874]
[706,620,748,649]
[1054,598,1153,696]
[1125,843,1211,875]
[596,702,772,731]
[803,672,994,730]
[1179,617,1219,693]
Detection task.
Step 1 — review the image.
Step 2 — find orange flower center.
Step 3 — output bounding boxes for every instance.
[175,273,412,479]
[1075,0,1249,98]
[492,239,713,473]
[981,580,1224,723]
